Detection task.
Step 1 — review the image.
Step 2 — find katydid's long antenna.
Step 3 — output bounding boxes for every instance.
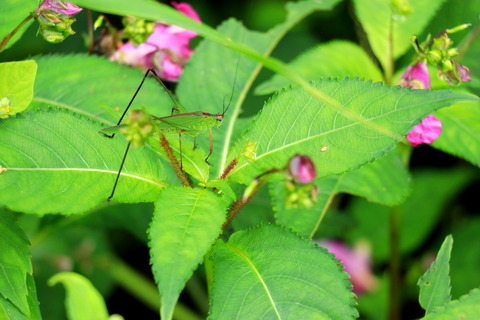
[149,68,186,113]
[223,57,240,115]
[107,142,131,202]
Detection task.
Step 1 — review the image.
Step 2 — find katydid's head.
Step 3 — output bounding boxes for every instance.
[214,113,224,127]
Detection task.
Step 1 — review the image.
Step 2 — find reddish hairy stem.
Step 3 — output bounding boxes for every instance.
[219,158,238,180]
[158,132,192,188]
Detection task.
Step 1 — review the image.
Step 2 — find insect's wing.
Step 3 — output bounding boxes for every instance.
[156,112,208,136]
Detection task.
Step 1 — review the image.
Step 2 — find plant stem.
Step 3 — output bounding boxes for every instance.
[384,16,394,84]
[388,206,401,320]
[97,254,202,320]
[457,23,480,61]
[0,15,33,52]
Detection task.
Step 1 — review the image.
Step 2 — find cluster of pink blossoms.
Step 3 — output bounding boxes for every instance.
[110,2,200,82]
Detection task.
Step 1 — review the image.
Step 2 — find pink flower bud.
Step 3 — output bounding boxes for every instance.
[400,62,431,89]
[288,154,316,184]
[457,63,471,82]
[407,114,442,147]
[318,239,377,294]
[36,0,82,16]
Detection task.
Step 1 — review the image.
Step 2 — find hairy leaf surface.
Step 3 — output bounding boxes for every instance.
[209,224,358,319]
[228,78,476,184]
[149,187,227,320]
[0,108,167,214]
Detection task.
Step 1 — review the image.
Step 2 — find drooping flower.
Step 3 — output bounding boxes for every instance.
[34,0,82,43]
[407,114,442,147]
[288,154,316,184]
[318,239,377,295]
[110,2,200,82]
[400,62,431,89]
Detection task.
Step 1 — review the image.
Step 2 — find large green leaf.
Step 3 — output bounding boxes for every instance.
[420,288,480,320]
[0,60,37,115]
[48,272,109,320]
[0,0,37,52]
[418,235,453,315]
[149,187,227,320]
[0,213,32,317]
[209,224,358,319]
[32,54,172,125]
[0,108,167,214]
[353,0,447,71]
[227,78,477,184]
[433,102,480,167]
[256,40,384,95]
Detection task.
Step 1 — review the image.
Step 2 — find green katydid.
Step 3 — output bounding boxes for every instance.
[101,67,234,201]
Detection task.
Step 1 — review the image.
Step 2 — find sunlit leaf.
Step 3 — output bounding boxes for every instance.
[0,60,37,115]
[0,108,167,214]
[48,272,109,320]
[227,78,477,184]
[209,224,358,319]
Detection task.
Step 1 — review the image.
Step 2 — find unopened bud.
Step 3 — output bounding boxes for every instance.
[122,17,155,46]
[34,1,82,43]
[287,154,316,184]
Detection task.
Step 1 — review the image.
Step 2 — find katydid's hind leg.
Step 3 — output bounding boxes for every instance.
[107,142,132,202]
[179,132,183,170]
[205,129,213,166]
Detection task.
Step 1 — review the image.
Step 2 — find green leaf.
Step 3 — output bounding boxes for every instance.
[209,224,358,319]
[353,0,447,71]
[0,212,32,317]
[0,60,37,116]
[32,54,172,125]
[418,235,453,315]
[420,288,480,320]
[149,187,227,320]
[227,78,477,184]
[48,272,109,320]
[256,40,384,95]
[433,102,480,167]
[0,108,167,215]
[0,0,37,52]
[336,148,410,205]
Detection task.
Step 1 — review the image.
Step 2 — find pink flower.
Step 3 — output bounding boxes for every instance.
[111,2,200,82]
[288,154,316,184]
[400,62,431,89]
[319,240,377,294]
[36,0,82,16]
[407,114,442,147]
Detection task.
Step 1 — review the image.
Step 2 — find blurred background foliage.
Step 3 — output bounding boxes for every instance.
[1,0,479,319]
